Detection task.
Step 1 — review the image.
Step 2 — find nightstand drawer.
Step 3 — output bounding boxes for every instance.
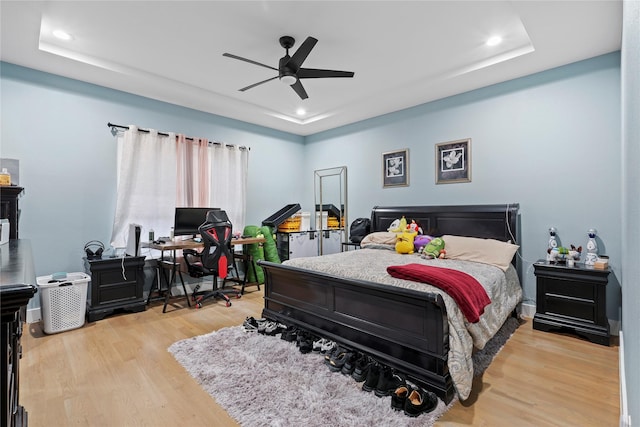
[544,295,596,323]
[543,278,595,301]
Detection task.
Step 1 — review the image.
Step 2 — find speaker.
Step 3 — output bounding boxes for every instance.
[84,240,104,259]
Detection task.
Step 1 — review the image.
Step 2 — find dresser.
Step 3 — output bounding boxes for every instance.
[84,256,146,322]
[533,260,610,346]
[1,240,38,427]
[0,186,24,240]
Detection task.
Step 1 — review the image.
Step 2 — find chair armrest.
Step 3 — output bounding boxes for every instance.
[183,248,200,256]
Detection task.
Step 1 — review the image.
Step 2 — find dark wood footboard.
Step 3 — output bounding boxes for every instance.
[259,260,456,404]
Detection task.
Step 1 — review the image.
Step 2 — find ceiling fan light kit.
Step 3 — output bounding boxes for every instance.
[223,35,354,100]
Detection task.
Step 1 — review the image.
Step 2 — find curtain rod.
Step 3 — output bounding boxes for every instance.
[107,122,249,150]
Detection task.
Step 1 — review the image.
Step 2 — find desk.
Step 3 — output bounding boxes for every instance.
[144,237,265,311]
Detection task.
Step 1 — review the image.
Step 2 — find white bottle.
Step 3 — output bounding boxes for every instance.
[170,227,174,240]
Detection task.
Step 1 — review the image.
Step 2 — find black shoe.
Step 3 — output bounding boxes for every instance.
[328,349,354,372]
[361,362,381,392]
[340,352,361,375]
[374,367,405,397]
[324,345,343,365]
[391,385,411,411]
[403,387,438,417]
[280,325,298,342]
[351,355,372,382]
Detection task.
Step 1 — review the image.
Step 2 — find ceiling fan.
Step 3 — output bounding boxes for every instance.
[223,36,355,100]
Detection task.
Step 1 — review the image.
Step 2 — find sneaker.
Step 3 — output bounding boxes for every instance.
[351,356,372,382]
[242,316,266,333]
[403,387,438,417]
[361,362,381,392]
[320,340,337,355]
[280,325,298,342]
[265,322,286,336]
[312,338,331,353]
[341,351,362,375]
[328,349,354,373]
[374,368,406,398]
[391,385,411,411]
[324,345,343,365]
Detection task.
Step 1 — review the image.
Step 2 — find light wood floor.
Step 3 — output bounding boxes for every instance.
[21,287,620,427]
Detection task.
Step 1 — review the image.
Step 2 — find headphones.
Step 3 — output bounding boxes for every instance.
[84,240,105,259]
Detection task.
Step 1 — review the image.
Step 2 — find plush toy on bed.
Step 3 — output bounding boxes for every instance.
[388,216,408,233]
[395,230,418,254]
[422,237,446,259]
[414,234,433,253]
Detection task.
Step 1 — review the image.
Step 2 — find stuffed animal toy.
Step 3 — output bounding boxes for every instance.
[407,219,421,234]
[414,235,433,253]
[388,216,407,233]
[395,230,418,254]
[423,237,446,259]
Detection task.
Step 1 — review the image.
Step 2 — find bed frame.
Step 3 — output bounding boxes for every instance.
[259,204,520,403]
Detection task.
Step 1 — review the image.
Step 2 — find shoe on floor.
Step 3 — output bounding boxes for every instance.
[403,387,438,417]
[312,338,331,353]
[280,325,298,342]
[374,368,406,398]
[361,362,381,392]
[391,385,411,411]
[242,316,266,333]
[351,355,372,382]
[328,349,354,373]
[340,351,362,375]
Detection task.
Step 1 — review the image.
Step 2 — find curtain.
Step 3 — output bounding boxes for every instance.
[210,143,249,233]
[111,126,249,248]
[111,126,177,248]
[176,134,210,207]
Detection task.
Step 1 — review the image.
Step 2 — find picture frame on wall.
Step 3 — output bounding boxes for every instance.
[435,138,471,184]
[382,149,409,188]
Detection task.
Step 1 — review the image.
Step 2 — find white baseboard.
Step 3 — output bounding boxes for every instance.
[619,331,631,427]
[27,307,41,324]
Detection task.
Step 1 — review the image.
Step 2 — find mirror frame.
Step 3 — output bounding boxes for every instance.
[314,166,348,255]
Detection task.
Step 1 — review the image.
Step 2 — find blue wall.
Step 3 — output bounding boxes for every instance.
[1,52,622,323]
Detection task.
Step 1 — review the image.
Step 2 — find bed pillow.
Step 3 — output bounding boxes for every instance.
[441,234,519,271]
[360,231,397,248]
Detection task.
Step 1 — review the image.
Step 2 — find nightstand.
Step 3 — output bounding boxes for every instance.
[533,260,610,346]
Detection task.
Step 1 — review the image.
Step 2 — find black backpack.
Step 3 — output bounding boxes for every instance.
[349,218,371,243]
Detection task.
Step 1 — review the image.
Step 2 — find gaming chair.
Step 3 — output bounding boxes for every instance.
[183,209,241,308]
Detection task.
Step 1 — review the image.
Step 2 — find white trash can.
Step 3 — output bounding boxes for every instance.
[37,272,90,334]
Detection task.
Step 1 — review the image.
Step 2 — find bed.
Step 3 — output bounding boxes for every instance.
[258,204,522,404]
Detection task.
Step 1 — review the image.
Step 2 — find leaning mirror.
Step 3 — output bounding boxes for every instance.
[314,166,347,255]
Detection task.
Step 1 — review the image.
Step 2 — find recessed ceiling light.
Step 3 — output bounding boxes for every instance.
[296,108,306,116]
[486,36,502,47]
[53,29,73,41]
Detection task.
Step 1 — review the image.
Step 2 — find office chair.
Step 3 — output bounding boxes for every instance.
[183,210,241,308]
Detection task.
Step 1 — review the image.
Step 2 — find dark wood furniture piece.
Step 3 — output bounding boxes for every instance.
[0,186,24,240]
[1,240,38,427]
[533,260,611,346]
[84,256,146,322]
[259,204,520,404]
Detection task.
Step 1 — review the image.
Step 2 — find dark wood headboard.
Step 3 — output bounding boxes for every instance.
[370,204,521,275]
[370,204,519,242]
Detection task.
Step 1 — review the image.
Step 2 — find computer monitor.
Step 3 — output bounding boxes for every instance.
[174,207,219,237]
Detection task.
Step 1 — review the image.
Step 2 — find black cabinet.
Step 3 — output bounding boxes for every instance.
[84,256,146,322]
[0,186,24,240]
[1,240,37,427]
[533,260,610,346]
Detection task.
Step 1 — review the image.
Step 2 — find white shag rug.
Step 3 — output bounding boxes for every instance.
[168,317,520,427]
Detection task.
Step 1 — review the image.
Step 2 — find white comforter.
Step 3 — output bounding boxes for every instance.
[283,248,522,400]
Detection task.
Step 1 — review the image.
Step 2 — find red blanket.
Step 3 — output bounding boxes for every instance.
[387,263,490,323]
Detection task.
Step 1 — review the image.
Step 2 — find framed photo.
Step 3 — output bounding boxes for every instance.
[435,138,471,184]
[382,149,409,188]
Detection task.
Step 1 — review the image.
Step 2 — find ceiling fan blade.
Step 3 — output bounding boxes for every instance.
[287,36,318,69]
[239,76,278,92]
[297,68,355,79]
[223,53,278,71]
[290,80,309,100]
